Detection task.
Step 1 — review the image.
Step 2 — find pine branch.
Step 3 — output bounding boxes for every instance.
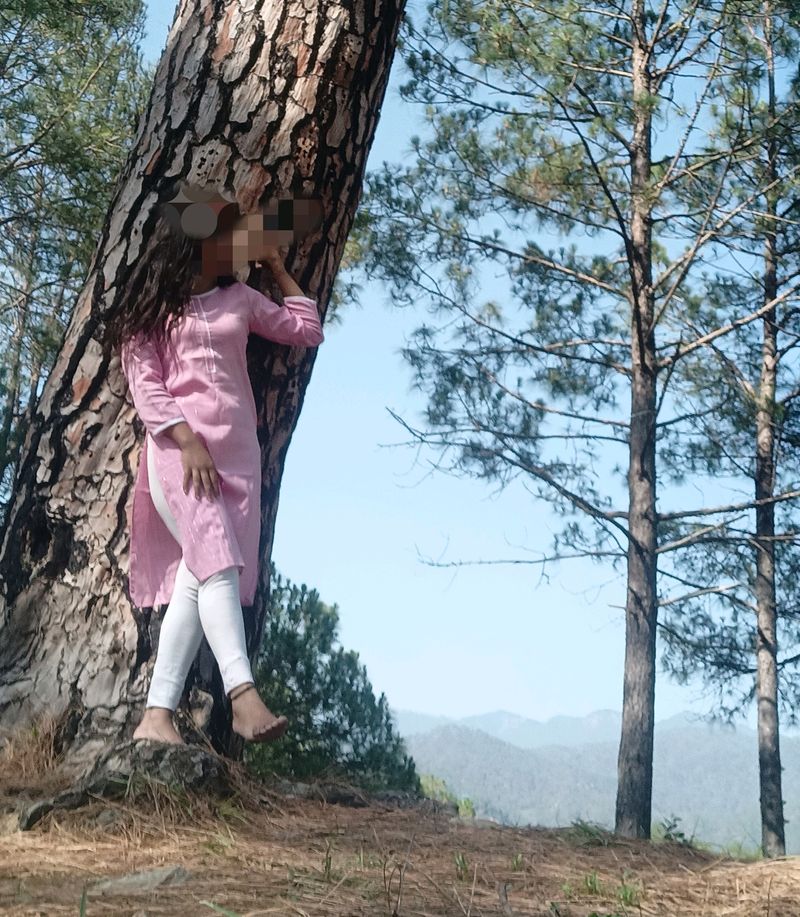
[475,363,629,429]
[460,231,628,299]
[386,408,631,535]
[657,517,746,555]
[519,70,633,257]
[658,489,800,522]
[416,549,625,568]
[652,31,727,195]
[661,281,800,367]
[658,583,747,609]
[652,2,727,83]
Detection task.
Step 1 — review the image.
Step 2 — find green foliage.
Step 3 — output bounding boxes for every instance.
[651,6,800,725]
[354,0,800,584]
[0,0,153,515]
[419,772,475,817]
[245,572,419,794]
[653,814,693,846]
[355,0,800,850]
[454,850,469,880]
[458,796,476,817]
[583,871,603,895]
[566,819,614,847]
[419,772,454,801]
[616,871,642,906]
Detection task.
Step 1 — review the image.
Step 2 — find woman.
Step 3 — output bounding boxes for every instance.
[102,181,324,745]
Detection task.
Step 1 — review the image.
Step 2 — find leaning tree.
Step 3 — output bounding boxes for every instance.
[0,0,406,766]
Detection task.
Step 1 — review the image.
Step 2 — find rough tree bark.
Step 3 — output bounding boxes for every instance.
[0,0,405,766]
[754,2,785,859]
[615,0,658,839]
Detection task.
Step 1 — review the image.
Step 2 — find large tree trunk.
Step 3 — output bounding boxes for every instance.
[754,4,785,858]
[615,0,658,840]
[0,0,405,767]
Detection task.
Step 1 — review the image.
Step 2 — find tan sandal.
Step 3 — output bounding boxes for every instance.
[229,683,289,743]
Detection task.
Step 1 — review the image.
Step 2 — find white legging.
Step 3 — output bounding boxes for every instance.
[145,440,254,710]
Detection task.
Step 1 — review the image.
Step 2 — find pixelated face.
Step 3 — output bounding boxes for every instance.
[158,181,322,279]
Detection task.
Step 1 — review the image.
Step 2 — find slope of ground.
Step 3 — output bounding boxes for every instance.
[2,781,800,915]
[1,722,799,916]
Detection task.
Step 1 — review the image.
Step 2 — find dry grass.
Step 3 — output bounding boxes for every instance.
[1,723,799,916]
[0,715,62,783]
[3,788,800,916]
[0,715,74,809]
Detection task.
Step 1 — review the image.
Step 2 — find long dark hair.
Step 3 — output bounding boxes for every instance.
[101,193,244,363]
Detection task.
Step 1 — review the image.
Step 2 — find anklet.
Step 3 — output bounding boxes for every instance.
[229,682,256,702]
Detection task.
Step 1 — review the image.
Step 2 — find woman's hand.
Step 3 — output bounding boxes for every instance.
[259,243,289,270]
[180,437,221,500]
[257,245,306,298]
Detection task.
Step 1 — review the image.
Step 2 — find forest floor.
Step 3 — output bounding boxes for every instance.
[0,726,799,915]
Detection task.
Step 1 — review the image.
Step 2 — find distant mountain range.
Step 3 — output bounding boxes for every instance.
[389,708,800,854]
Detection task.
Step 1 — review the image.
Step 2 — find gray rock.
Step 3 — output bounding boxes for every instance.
[87,865,190,896]
[18,740,231,830]
[93,808,120,828]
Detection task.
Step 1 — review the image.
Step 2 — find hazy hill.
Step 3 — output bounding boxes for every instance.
[391,707,703,749]
[395,710,800,853]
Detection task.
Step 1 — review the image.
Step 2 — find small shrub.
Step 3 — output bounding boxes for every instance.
[658,814,689,844]
[617,871,643,906]
[583,871,603,895]
[458,796,476,818]
[454,851,469,880]
[568,819,613,847]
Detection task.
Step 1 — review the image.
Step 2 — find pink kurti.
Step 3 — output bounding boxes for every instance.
[120,281,324,608]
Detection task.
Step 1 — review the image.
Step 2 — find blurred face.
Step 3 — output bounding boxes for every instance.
[195,212,295,280]
[204,196,340,281]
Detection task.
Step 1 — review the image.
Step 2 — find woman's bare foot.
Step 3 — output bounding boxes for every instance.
[132,707,185,744]
[230,683,288,742]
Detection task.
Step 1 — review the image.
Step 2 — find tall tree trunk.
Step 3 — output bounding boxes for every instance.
[0,0,405,766]
[615,0,658,840]
[0,283,29,490]
[0,178,44,498]
[754,3,785,859]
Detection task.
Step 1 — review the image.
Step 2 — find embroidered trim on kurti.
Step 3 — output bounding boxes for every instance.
[192,295,217,382]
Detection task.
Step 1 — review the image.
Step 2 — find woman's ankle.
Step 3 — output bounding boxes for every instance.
[143,705,175,719]
[228,681,256,702]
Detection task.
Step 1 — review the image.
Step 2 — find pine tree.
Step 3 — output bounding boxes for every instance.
[355,0,800,837]
[246,572,419,791]
[0,0,153,514]
[0,0,407,760]
[656,1,800,857]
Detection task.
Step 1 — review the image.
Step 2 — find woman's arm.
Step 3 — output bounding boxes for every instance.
[120,333,191,439]
[269,259,306,298]
[247,259,324,347]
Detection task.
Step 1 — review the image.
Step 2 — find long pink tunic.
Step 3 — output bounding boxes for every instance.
[120,281,324,608]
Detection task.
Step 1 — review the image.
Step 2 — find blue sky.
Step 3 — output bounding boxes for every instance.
[138,2,768,729]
